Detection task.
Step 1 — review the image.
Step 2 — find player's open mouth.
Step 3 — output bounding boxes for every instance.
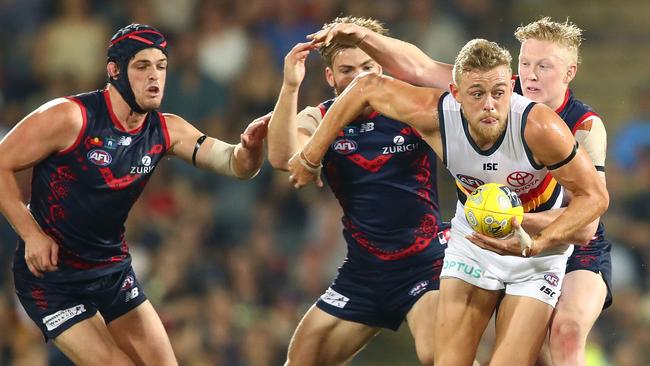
[146,86,160,95]
[526,86,541,93]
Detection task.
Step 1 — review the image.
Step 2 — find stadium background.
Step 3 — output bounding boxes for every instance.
[0,0,648,365]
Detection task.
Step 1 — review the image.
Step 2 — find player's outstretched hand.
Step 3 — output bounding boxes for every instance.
[241,112,272,150]
[467,217,536,257]
[307,22,367,48]
[284,42,317,88]
[288,151,323,189]
[24,232,59,278]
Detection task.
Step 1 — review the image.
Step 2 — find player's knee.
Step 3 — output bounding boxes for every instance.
[551,316,586,348]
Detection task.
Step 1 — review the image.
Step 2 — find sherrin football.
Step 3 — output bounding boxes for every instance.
[464,183,524,238]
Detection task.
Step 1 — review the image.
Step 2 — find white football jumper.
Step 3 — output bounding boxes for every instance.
[438,92,572,307]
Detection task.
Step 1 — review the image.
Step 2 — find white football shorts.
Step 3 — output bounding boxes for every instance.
[440,204,574,307]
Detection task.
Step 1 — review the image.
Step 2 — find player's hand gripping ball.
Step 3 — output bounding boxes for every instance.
[464,183,524,238]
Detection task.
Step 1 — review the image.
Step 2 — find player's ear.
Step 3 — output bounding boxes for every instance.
[565,64,577,83]
[325,67,335,88]
[450,83,461,102]
[107,62,120,79]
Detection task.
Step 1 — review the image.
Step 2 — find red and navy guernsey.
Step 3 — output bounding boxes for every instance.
[14,89,171,282]
[319,99,446,268]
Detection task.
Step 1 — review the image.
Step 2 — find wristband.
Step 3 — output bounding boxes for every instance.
[299,150,322,174]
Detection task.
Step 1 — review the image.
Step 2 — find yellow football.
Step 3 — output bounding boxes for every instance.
[464,183,524,238]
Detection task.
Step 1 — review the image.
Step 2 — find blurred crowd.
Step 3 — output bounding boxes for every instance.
[0,0,647,365]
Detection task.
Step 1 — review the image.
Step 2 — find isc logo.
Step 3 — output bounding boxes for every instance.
[539,285,556,298]
[87,149,112,166]
[332,139,358,155]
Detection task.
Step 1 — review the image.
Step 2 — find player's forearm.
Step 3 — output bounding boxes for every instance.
[302,80,369,163]
[232,143,264,180]
[360,32,453,88]
[536,192,608,249]
[525,208,600,245]
[0,171,44,241]
[267,84,300,171]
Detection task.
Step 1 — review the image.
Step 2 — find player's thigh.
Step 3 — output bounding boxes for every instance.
[285,304,380,366]
[53,313,135,366]
[551,270,607,333]
[434,278,500,365]
[107,300,177,366]
[491,295,553,366]
[406,290,438,364]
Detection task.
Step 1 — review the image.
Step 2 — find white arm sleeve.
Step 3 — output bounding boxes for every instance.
[204,138,238,177]
[296,106,323,135]
[574,116,607,169]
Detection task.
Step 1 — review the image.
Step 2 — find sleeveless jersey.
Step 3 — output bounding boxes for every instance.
[440,92,563,213]
[515,77,607,241]
[14,89,171,281]
[318,99,445,267]
[439,92,570,256]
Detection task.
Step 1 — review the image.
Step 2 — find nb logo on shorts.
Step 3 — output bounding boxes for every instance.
[320,288,349,308]
[125,287,139,302]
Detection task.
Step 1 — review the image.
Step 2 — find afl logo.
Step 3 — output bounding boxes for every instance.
[456,174,485,189]
[544,273,559,287]
[507,171,534,187]
[87,149,112,166]
[393,135,405,145]
[332,139,358,155]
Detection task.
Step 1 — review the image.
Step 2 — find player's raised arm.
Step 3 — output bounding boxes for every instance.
[525,104,609,252]
[0,98,83,277]
[267,42,318,171]
[308,18,453,88]
[165,112,269,180]
[290,72,443,188]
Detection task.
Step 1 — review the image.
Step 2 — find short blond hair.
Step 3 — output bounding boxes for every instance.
[319,16,387,67]
[515,17,583,64]
[452,39,512,84]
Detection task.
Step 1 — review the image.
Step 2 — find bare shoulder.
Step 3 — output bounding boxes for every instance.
[21,98,84,146]
[161,112,186,127]
[161,112,203,153]
[161,112,196,135]
[0,98,85,169]
[524,103,577,166]
[35,98,84,128]
[524,103,573,141]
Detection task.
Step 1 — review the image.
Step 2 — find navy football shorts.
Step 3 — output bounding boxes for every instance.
[14,266,147,341]
[566,237,613,309]
[316,255,444,331]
